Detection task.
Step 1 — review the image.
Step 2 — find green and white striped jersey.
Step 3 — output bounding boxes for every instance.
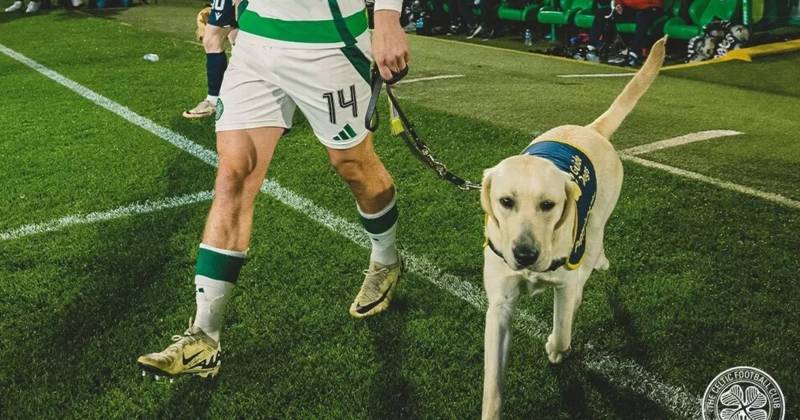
[237,0,402,49]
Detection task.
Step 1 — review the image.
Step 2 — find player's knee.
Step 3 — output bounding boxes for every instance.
[214,164,252,196]
[332,158,365,184]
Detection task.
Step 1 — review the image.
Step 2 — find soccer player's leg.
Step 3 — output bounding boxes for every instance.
[275,40,401,318]
[137,127,281,379]
[328,136,402,318]
[139,38,294,379]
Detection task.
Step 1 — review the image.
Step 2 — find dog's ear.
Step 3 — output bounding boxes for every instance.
[555,177,581,231]
[481,167,495,219]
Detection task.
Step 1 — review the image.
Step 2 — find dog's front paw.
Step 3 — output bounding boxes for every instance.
[545,334,572,364]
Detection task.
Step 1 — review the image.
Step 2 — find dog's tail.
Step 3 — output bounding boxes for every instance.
[588,36,667,139]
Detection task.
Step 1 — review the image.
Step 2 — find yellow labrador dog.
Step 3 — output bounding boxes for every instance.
[480,38,667,419]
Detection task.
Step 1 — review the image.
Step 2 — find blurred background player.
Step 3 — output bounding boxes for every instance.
[183,0,239,119]
[5,0,82,14]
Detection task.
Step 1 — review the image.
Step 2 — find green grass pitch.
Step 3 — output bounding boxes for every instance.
[0,2,798,418]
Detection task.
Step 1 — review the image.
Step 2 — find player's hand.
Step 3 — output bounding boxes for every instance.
[372,10,410,82]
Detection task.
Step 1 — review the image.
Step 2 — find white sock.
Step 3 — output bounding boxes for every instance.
[192,244,246,342]
[193,276,234,342]
[369,223,398,265]
[358,196,399,266]
[206,95,218,103]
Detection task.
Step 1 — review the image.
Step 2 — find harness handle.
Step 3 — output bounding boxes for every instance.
[364,66,482,192]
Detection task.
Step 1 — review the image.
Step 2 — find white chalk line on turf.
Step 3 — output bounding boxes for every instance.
[621,130,743,155]
[620,153,800,209]
[0,191,213,242]
[0,43,700,417]
[398,74,465,84]
[557,73,635,78]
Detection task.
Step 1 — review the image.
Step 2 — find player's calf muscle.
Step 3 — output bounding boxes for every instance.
[333,156,393,206]
[203,200,252,250]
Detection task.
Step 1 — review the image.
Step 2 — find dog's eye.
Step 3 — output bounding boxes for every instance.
[540,200,556,211]
[499,197,515,209]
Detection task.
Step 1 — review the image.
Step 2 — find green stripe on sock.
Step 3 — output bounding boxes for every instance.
[360,203,399,235]
[196,247,245,283]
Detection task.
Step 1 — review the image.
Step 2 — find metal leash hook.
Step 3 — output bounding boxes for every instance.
[365,66,482,192]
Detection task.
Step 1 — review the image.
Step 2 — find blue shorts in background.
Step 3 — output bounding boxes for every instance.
[207,0,237,28]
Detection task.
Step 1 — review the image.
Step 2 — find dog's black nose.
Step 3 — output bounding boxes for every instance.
[513,246,539,267]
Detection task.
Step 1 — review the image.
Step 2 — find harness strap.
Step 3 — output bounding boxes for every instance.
[364,66,481,191]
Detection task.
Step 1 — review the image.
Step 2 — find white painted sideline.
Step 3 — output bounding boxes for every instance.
[1,43,702,417]
[398,74,465,84]
[0,191,213,242]
[620,153,800,210]
[621,130,743,155]
[557,73,635,78]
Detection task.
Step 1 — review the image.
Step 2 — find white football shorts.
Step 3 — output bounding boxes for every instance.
[215,32,373,150]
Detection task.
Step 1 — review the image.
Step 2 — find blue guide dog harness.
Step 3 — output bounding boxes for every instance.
[486,141,598,271]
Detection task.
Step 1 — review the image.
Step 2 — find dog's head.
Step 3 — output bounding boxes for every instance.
[482,156,580,271]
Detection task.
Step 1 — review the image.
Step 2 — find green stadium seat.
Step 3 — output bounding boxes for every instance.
[537,0,594,25]
[538,0,575,25]
[574,6,595,28]
[498,1,544,22]
[663,0,739,40]
[663,0,709,39]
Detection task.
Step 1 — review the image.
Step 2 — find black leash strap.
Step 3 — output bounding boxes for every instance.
[365,66,481,192]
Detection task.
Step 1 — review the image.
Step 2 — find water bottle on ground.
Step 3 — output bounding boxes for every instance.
[523,29,533,46]
[143,54,159,62]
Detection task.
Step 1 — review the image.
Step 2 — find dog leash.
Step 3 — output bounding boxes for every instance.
[365,66,482,192]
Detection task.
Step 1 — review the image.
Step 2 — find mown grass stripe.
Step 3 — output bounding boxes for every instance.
[0,191,213,242]
[0,42,701,418]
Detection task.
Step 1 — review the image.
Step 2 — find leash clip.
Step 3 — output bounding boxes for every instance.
[364,65,482,192]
